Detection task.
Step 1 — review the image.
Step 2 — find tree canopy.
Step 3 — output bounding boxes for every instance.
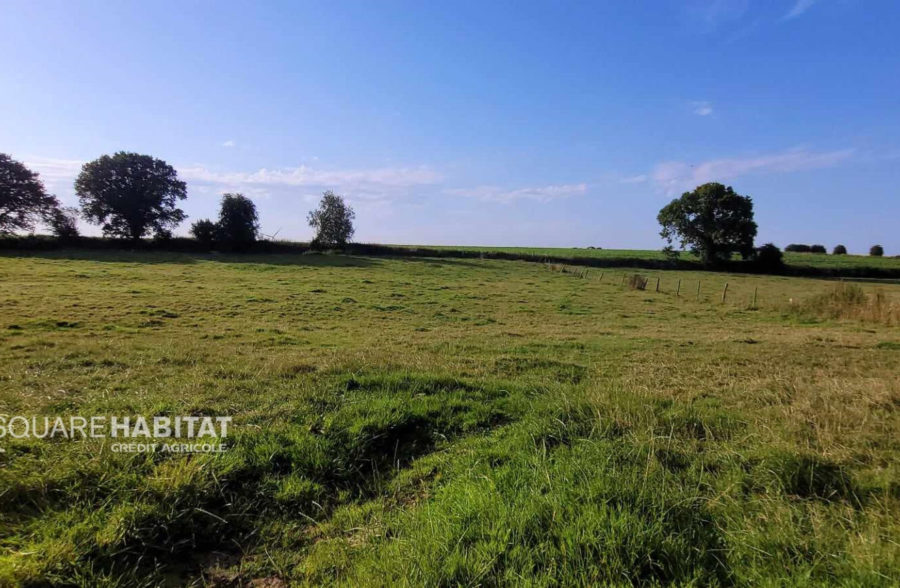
[216,193,259,250]
[657,182,757,265]
[0,153,60,234]
[75,152,187,240]
[308,190,355,247]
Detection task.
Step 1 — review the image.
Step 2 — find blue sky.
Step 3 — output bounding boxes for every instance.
[2,0,898,253]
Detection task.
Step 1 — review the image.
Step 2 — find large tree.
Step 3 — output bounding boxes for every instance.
[75,152,187,241]
[0,153,60,234]
[657,182,757,265]
[307,190,355,247]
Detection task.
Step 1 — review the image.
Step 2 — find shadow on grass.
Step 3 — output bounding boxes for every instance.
[0,248,491,269]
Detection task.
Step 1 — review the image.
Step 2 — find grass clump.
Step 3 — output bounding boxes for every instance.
[627,273,649,290]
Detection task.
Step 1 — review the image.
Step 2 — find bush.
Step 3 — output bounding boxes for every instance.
[755,243,783,270]
[810,244,827,254]
[190,219,217,247]
[832,245,847,255]
[870,245,884,257]
[785,244,811,253]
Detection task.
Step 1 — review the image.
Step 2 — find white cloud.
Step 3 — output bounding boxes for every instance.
[181,164,442,191]
[783,0,817,20]
[21,156,442,203]
[692,101,713,116]
[652,147,853,193]
[25,157,83,186]
[222,140,236,148]
[445,183,587,203]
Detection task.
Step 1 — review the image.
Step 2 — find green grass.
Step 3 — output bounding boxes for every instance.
[0,249,899,586]
[401,244,900,271]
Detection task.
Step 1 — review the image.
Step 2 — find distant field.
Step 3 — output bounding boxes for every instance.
[411,244,900,271]
[1,250,898,585]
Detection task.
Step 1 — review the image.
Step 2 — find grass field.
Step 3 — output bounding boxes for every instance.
[411,245,900,272]
[1,250,899,586]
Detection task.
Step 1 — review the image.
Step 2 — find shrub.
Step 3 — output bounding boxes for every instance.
[870,245,884,257]
[810,244,827,254]
[832,245,847,255]
[785,244,811,253]
[190,219,217,247]
[754,243,783,270]
[627,274,648,290]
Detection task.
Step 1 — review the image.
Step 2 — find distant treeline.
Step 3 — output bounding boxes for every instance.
[3,235,899,280]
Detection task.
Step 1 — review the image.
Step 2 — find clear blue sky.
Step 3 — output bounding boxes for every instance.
[2,0,898,253]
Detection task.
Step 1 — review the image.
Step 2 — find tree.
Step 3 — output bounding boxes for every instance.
[216,193,259,250]
[833,244,847,255]
[657,183,757,265]
[870,244,884,257]
[75,152,186,241]
[190,219,218,247]
[0,153,60,234]
[307,190,355,247]
[49,206,80,241]
[755,243,783,271]
[810,244,827,254]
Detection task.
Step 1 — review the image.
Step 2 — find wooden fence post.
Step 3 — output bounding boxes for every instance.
[676,279,681,297]
[721,282,728,303]
[697,281,701,300]
[655,277,660,292]
[599,272,603,282]
[753,286,758,307]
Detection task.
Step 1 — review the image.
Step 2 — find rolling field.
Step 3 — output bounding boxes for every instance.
[1,250,899,585]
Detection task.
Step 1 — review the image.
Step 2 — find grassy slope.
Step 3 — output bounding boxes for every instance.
[0,250,898,585]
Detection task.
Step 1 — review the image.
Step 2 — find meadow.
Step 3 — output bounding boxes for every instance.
[0,249,898,586]
[409,245,900,273]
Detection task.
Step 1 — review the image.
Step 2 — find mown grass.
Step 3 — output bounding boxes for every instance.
[0,250,898,586]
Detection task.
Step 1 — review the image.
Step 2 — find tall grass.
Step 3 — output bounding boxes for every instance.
[792,282,900,324]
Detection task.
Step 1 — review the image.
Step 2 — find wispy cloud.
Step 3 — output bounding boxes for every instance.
[687,0,750,29]
[692,101,713,116]
[22,156,443,203]
[181,164,442,191]
[222,140,236,148]
[652,147,854,193]
[445,183,587,203]
[782,0,817,20]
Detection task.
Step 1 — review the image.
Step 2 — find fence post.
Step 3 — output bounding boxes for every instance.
[721,282,728,303]
[622,274,626,286]
[599,272,603,282]
[753,286,758,307]
[676,279,681,297]
[697,281,701,300]
[655,277,660,292]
